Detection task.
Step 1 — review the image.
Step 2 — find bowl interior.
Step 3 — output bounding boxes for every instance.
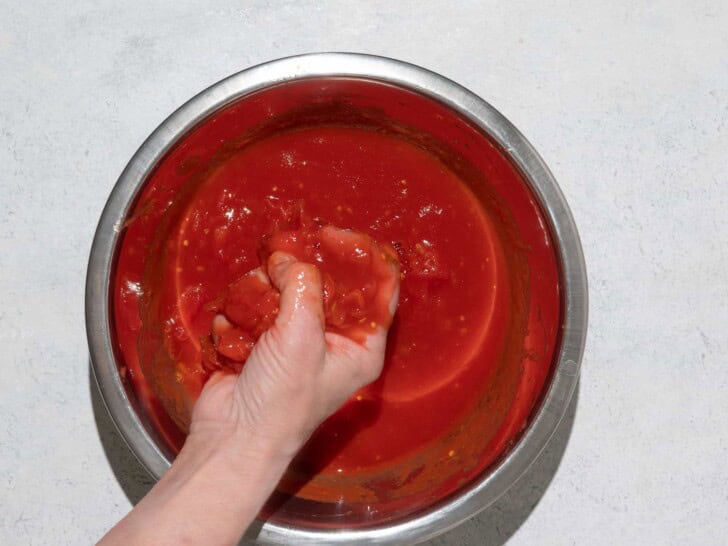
[109,76,562,529]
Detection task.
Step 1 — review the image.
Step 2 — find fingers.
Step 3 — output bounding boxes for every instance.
[267,251,325,332]
[203,370,236,389]
[321,332,386,406]
[247,266,271,286]
[319,225,367,259]
[316,228,400,396]
[384,269,401,319]
[319,225,401,324]
[263,245,398,414]
[320,277,399,402]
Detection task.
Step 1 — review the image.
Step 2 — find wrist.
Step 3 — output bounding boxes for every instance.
[189,377,312,468]
[109,426,293,546]
[181,427,292,488]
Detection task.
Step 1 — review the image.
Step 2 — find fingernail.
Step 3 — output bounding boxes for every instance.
[268,251,296,271]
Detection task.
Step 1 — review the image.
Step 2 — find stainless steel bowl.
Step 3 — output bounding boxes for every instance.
[86,52,587,545]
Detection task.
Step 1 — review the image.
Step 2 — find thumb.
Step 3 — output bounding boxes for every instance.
[267,251,325,333]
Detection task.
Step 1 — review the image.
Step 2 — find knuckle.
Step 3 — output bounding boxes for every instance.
[291,262,320,283]
[354,362,381,387]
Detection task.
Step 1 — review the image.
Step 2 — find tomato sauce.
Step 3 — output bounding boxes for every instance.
[112,78,561,526]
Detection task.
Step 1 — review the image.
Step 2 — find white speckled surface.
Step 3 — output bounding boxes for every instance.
[1,1,727,544]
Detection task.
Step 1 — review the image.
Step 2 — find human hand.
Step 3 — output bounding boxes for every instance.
[190,244,400,460]
[100,235,399,546]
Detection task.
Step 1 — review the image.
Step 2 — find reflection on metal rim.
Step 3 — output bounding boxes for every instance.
[85,52,588,545]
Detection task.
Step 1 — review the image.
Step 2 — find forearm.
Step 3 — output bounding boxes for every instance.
[99,431,292,545]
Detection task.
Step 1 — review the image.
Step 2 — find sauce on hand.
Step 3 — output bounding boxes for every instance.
[112,78,561,526]
[203,222,399,372]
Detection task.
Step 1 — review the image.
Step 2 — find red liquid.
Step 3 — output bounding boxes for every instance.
[112,79,561,526]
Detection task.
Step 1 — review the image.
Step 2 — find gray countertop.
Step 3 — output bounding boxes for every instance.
[1,1,726,544]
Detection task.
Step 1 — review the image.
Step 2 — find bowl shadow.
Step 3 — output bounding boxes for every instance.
[90,356,578,545]
[424,381,580,545]
[89,360,155,505]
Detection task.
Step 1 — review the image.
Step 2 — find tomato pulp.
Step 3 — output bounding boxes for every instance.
[112,79,561,526]
[198,223,399,373]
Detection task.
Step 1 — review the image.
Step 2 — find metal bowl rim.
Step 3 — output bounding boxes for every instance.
[85,52,587,546]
